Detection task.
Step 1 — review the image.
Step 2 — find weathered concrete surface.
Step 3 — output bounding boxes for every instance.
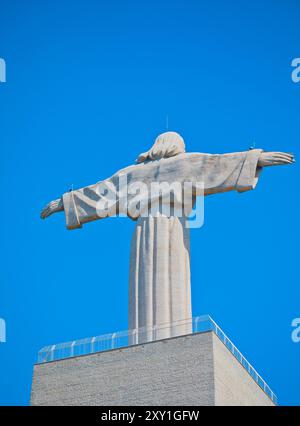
[31,332,275,406]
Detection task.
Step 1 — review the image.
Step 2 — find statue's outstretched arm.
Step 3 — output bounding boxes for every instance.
[41,197,64,219]
[258,151,294,167]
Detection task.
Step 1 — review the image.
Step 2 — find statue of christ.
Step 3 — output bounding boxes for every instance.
[41,132,294,343]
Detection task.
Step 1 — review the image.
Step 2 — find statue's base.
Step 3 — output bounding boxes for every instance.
[30,331,275,406]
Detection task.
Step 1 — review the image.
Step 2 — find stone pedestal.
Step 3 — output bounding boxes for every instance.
[31,331,275,406]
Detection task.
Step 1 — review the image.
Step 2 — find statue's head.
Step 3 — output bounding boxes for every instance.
[136,131,185,163]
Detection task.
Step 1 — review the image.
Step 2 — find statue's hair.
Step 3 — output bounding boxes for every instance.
[136,131,185,163]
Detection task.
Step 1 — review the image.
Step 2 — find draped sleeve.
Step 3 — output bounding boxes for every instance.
[62,172,129,230]
[189,149,263,195]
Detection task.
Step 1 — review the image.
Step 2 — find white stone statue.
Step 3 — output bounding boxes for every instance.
[41,132,294,343]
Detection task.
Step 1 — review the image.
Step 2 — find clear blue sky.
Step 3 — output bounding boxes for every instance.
[0,0,299,405]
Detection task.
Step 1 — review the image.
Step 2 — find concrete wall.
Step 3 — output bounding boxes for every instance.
[31,331,275,406]
[212,334,274,406]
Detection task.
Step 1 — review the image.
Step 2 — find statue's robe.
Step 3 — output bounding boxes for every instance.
[62,149,262,343]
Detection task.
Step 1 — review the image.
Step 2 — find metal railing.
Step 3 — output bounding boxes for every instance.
[37,314,277,404]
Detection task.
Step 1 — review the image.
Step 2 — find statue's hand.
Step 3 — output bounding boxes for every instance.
[41,198,64,219]
[258,151,295,167]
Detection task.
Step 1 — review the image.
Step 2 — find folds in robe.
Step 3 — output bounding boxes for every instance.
[128,215,192,344]
[62,149,262,230]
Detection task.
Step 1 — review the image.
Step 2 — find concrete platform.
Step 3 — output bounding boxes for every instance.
[30,331,275,406]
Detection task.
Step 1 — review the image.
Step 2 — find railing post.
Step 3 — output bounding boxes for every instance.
[91,336,96,353]
[111,333,116,349]
[153,325,157,341]
[70,341,75,358]
[132,329,137,345]
[195,316,199,333]
[50,345,56,362]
